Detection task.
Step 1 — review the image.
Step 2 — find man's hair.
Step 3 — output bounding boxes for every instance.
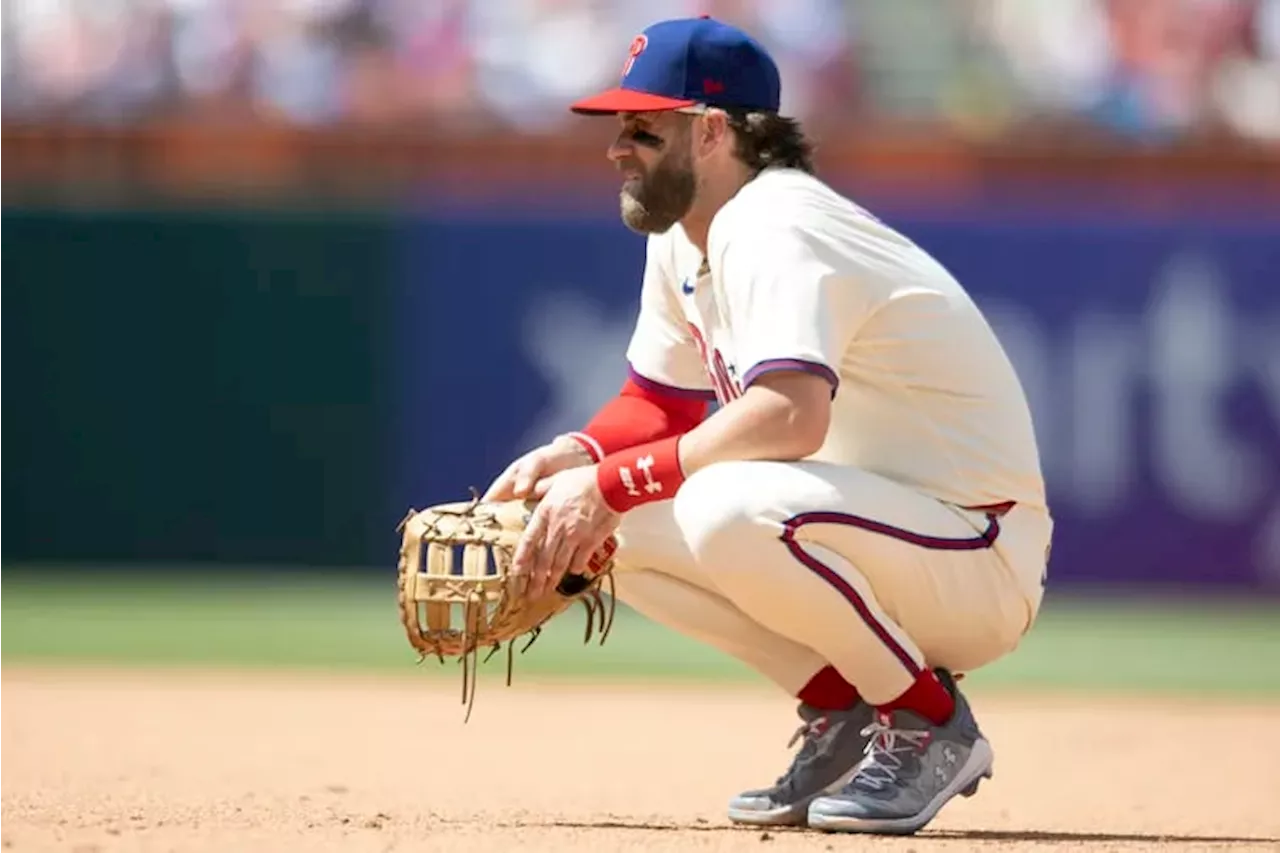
[723,110,816,175]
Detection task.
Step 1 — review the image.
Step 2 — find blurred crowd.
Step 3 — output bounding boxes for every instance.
[3,0,1279,144]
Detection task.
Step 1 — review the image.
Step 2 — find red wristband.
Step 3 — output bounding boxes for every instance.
[596,436,686,512]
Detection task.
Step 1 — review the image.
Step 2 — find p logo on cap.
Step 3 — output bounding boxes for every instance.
[622,35,648,78]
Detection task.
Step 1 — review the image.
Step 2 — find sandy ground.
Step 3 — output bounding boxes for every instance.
[3,665,1279,852]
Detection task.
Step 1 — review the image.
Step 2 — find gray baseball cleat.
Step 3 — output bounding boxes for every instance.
[807,670,994,835]
[727,700,875,827]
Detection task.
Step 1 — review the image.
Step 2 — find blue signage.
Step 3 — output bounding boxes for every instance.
[393,192,1280,591]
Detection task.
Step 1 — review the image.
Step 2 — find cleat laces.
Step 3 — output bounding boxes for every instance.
[850,715,931,791]
[770,716,830,791]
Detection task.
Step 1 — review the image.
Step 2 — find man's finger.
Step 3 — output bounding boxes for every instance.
[481,461,520,502]
[512,502,548,577]
[558,542,590,591]
[531,513,577,598]
[553,534,584,595]
[531,472,561,500]
[512,459,544,498]
[575,524,614,580]
[481,477,512,503]
[527,524,561,598]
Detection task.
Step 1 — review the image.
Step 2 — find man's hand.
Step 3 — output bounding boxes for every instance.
[482,435,595,503]
[512,466,621,598]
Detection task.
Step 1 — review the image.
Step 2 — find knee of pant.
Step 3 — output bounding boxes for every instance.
[674,462,774,564]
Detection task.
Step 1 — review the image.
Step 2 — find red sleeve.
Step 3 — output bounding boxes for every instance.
[566,376,709,462]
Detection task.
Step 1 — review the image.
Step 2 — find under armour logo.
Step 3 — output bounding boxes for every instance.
[635,454,663,494]
[622,35,647,77]
[619,466,641,497]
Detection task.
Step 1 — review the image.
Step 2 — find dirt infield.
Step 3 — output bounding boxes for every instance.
[3,666,1278,852]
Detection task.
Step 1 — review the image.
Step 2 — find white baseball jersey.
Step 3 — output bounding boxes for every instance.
[625,166,1048,513]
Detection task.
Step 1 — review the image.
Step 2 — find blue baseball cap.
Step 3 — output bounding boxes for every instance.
[570,17,781,115]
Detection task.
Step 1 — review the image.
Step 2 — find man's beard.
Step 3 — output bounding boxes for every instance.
[618,150,696,235]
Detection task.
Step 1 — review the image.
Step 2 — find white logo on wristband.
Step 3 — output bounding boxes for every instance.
[636,454,662,494]
[619,466,641,497]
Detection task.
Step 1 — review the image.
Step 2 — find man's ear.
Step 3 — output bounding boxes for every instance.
[696,110,731,157]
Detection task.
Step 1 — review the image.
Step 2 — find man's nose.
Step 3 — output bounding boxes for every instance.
[606,136,634,162]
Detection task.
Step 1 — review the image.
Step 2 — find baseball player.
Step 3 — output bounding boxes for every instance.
[483,16,1052,836]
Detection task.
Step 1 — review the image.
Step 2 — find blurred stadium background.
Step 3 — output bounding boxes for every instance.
[4,0,1279,695]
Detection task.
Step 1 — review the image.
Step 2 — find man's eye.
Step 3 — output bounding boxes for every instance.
[626,128,665,149]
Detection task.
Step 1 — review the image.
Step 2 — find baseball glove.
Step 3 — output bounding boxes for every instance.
[395,494,619,720]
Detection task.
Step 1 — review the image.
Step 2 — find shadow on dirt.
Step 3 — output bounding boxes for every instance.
[930,829,1277,846]
[531,819,1276,847]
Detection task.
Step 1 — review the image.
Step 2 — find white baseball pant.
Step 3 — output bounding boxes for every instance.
[610,460,1050,704]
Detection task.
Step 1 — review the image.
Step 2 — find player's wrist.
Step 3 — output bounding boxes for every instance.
[556,432,603,464]
[596,435,686,513]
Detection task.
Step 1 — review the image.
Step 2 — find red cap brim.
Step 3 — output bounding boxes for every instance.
[570,88,697,115]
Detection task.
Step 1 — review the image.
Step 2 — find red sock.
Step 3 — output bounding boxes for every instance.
[797,665,861,711]
[876,669,954,725]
